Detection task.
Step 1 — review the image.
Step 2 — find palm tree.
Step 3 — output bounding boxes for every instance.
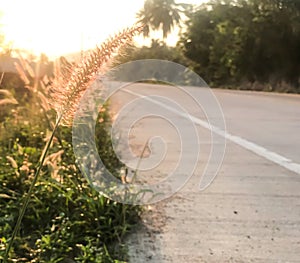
[137,0,191,39]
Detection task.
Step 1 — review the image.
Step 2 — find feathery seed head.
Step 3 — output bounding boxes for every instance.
[51,24,143,126]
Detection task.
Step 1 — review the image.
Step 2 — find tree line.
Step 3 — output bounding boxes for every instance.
[135,0,300,92]
[180,0,300,91]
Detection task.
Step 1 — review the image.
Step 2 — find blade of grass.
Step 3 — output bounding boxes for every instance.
[0,72,4,87]
[4,114,62,261]
[130,140,149,184]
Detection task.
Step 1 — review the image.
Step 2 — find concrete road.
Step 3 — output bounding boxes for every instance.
[109,83,300,262]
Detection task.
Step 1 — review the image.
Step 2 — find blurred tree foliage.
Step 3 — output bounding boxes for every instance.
[179,0,300,91]
[119,39,190,65]
[137,0,192,39]
[115,39,197,84]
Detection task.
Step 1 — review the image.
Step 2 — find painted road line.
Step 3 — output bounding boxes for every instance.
[123,88,300,176]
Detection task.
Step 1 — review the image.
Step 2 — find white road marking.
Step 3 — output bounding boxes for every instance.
[123,88,300,175]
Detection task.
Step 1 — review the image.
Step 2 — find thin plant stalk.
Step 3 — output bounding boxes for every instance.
[0,72,4,86]
[4,114,62,261]
[131,140,149,183]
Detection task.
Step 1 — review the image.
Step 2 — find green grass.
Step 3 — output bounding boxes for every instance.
[0,112,141,263]
[0,26,144,262]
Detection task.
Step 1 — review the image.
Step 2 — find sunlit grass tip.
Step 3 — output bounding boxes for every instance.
[51,24,143,126]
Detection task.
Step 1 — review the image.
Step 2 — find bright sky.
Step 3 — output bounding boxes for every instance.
[0,0,206,59]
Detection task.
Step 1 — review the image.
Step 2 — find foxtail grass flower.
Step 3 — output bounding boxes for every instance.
[51,24,143,126]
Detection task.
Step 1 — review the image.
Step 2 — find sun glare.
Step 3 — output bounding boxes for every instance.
[1,0,204,59]
[1,0,144,58]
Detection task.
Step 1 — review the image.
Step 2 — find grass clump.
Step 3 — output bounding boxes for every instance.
[0,124,140,262]
[0,25,143,262]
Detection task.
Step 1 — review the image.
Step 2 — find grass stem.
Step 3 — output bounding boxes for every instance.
[131,140,149,184]
[4,114,62,262]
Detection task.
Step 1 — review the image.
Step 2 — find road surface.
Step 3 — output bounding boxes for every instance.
[109,83,300,262]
